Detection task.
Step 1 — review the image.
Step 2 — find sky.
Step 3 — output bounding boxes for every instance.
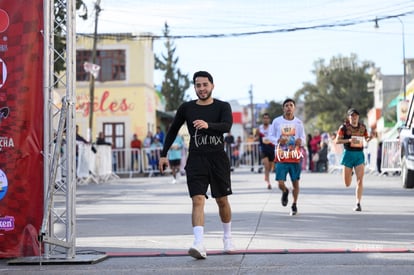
[76,0,414,105]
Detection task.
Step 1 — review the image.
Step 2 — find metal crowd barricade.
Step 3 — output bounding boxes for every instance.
[236,142,262,172]
[76,143,117,183]
[141,147,163,176]
[109,142,263,178]
[130,148,142,175]
[95,145,119,181]
[365,140,379,175]
[328,152,343,174]
[112,147,162,177]
[380,139,401,175]
[111,147,178,177]
[112,148,144,177]
[77,143,98,184]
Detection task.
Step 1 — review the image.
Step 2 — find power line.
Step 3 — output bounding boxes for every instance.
[154,11,414,39]
[78,10,414,41]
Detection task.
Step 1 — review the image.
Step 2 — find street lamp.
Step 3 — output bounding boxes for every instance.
[375,16,407,100]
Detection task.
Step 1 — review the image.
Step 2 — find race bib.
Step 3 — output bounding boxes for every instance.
[350,136,364,148]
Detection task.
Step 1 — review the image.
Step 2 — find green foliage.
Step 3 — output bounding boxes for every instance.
[264,100,284,122]
[155,22,191,111]
[294,54,374,133]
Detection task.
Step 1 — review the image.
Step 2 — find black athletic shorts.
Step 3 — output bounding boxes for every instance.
[169,159,181,167]
[260,149,275,162]
[185,150,232,198]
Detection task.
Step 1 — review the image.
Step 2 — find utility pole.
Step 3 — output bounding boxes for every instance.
[249,85,254,130]
[88,0,101,142]
[396,16,407,100]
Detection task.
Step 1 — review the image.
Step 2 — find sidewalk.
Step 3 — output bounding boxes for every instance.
[2,169,414,274]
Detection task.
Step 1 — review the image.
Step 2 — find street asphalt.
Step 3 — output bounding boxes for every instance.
[1,168,414,274]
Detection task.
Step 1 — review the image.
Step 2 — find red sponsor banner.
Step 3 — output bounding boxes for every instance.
[0,60,3,84]
[0,1,44,258]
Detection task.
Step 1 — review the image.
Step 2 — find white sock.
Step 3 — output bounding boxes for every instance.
[222,222,232,240]
[193,226,204,244]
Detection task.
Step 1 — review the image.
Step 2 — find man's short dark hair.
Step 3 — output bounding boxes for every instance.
[193,71,214,84]
[283,98,295,106]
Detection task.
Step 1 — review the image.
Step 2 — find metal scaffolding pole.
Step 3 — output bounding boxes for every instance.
[38,0,78,260]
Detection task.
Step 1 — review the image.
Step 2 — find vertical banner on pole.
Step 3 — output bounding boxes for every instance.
[0,0,44,257]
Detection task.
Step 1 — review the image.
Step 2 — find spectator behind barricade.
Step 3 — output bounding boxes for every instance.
[96,131,112,146]
[149,135,163,174]
[143,131,153,171]
[309,130,321,172]
[156,126,165,144]
[143,131,153,148]
[168,135,184,184]
[244,131,256,172]
[95,132,111,167]
[315,132,330,172]
[224,132,235,170]
[316,140,328,172]
[232,136,242,168]
[301,143,307,172]
[306,134,313,171]
[321,132,330,146]
[130,133,142,171]
[153,132,164,146]
[94,131,113,174]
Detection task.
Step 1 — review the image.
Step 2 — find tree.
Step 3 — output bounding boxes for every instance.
[155,22,190,111]
[264,100,284,122]
[294,54,374,133]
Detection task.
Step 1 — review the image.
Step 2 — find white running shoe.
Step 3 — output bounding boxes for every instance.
[171,179,177,184]
[223,238,236,253]
[188,243,207,259]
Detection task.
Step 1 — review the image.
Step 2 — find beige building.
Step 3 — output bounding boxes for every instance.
[73,33,160,148]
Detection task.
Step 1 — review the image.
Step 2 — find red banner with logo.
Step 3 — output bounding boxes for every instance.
[0,0,44,258]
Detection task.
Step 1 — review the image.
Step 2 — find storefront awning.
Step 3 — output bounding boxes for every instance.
[156,110,175,119]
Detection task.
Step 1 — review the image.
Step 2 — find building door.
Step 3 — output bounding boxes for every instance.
[103,122,125,171]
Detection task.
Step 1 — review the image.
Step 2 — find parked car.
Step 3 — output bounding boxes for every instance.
[399,94,414,188]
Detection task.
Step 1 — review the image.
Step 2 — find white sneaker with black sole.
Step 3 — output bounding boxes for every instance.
[188,242,207,259]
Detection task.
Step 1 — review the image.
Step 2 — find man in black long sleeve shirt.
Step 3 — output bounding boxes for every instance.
[159,71,235,259]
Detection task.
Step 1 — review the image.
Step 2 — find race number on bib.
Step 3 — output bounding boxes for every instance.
[350,136,364,148]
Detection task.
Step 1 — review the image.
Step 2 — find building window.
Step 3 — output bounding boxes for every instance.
[76,49,126,82]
